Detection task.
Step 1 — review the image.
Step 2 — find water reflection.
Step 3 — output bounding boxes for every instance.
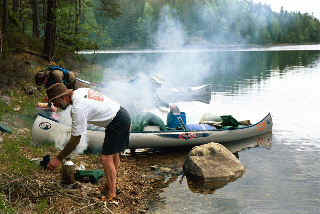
[207,51,320,93]
[223,133,273,153]
[187,177,227,194]
[186,177,230,194]
[81,49,320,97]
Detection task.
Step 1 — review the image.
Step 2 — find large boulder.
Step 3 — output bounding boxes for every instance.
[183,142,245,187]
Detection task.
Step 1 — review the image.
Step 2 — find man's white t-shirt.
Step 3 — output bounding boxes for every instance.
[71,88,120,136]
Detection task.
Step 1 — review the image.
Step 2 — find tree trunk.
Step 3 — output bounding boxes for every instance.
[31,0,41,38]
[42,0,47,33]
[43,0,57,61]
[13,0,20,12]
[0,29,3,56]
[2,0,9,33]
[136,0,145,18]
[75,0,80,34]
[79,0,84,24]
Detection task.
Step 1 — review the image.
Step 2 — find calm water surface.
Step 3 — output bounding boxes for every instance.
[84,46,320,214]
[151,49,320,214]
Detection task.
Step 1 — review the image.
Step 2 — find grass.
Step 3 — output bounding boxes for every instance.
[0,193,16,214]
[0,87,52,176]
[0,101,8,121]
[0,88,42,130]
[0,135,39,175]
[0,87,61,213]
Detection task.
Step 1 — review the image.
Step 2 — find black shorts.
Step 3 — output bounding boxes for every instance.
[102,107,131,155]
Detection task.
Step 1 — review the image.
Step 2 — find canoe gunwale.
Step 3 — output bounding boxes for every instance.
[36,111,272,134]
[132,112,272,134]
[32,112,272,150]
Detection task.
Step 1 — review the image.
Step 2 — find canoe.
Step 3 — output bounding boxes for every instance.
[32,110,272,154]
[156,84,212,104]
[133,75,213,104]
[130,113,272,147]
[86,75,213,105]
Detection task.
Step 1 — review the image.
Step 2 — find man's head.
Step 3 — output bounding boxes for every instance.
[46,83,73,110]
[169,104,180,115]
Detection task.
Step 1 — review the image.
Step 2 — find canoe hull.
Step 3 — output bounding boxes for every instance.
[32,112,272,153]
[129,113,272,148]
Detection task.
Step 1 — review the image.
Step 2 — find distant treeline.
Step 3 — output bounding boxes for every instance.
[102,0,320,47]
[1,0,320,59]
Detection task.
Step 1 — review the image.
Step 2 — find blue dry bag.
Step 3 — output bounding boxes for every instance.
[167,112,186,129]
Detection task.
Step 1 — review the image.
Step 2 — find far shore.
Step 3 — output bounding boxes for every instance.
[77,43,320,54]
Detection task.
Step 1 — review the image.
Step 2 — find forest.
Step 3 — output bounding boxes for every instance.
[1,0,320,60]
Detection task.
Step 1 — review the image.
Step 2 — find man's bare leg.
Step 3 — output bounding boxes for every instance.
[101,154,117,199]
[113,153,120,173]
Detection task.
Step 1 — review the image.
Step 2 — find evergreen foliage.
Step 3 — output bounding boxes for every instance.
[1,0,320,55]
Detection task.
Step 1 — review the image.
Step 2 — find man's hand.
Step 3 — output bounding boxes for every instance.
[36,102,57,112]
[37,102,49,108]
[48,158,62,170]
[50,104,58,112]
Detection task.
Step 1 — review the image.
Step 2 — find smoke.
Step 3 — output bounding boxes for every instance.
[154,6,185,49]
[99,6,212,116]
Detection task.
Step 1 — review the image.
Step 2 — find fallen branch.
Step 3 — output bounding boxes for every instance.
[69,200,114,214]
[103,201,115,214]
[69,201,100,214]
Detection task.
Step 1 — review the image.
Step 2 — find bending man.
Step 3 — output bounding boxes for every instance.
[46,83,131,200]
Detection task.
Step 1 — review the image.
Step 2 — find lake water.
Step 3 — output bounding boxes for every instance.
[82,45,320,214]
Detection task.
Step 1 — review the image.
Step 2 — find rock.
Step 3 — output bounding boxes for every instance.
[0,95,11,105]
[13,105,21,112]
[30,157,42,165]
[183,142,245,184]
[159,167,171,173]
[0,136,3,143]
[17,128,30,135]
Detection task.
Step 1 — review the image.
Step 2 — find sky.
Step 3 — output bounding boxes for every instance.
[253,0,320,19]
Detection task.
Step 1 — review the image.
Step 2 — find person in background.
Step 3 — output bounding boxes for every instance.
[35,66,86,111]
[35,66,77,90]
[166,104,187,130]
[46,83,131,201]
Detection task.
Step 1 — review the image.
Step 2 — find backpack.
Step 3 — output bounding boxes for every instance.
[48,66,71,86]
[46,66,75,89]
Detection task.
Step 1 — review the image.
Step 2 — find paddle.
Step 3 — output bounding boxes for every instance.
[76,78,104,88]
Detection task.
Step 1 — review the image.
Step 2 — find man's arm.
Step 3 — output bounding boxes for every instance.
[48,135,81,170]
[57,135,81,161]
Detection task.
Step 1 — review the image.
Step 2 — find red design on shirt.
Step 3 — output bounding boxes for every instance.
[88,89,104,102]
